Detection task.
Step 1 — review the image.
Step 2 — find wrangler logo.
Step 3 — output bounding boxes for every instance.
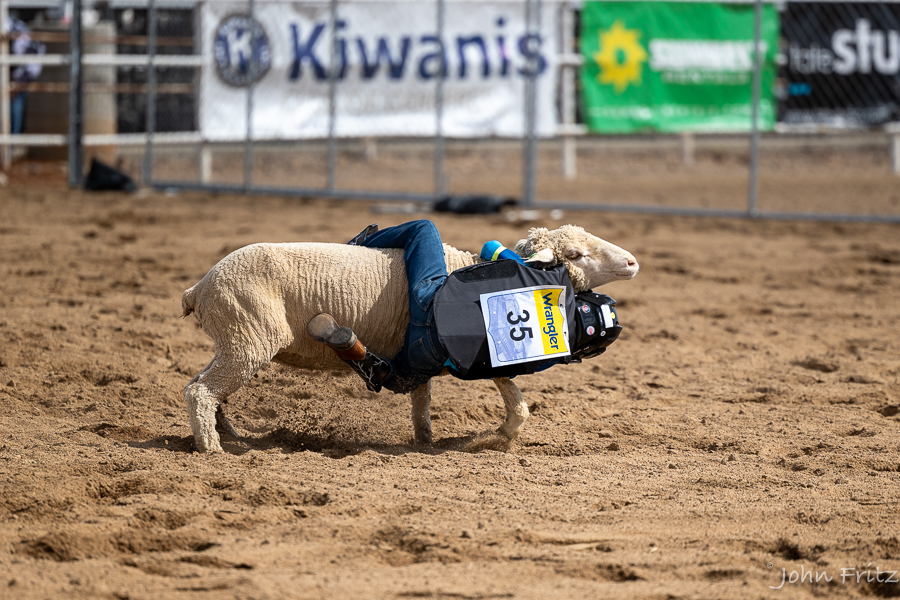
[535,289,565,354]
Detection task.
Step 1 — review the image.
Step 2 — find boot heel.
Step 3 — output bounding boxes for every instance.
[326,326,358,351]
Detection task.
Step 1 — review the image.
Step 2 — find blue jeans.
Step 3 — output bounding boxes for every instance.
[359,220,449,392]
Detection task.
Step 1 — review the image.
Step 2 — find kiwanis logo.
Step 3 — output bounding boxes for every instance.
[214,15,272,87]
[592,20,648,93]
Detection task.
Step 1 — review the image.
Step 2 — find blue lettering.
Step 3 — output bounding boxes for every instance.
[417,35,447,79]
[457,35,490,79]
[358,36,412,79]
[517,33,546,76]
[496,17,510,77]
[289,23,326,81]
[287,17,548,83]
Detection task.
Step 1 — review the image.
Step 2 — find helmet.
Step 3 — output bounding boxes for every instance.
[571,292,622,362]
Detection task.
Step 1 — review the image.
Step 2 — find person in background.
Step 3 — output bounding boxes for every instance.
[5,15,45,135]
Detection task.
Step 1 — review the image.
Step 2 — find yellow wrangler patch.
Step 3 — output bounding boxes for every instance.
[534,288,567,355]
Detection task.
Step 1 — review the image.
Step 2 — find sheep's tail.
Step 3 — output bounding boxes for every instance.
[181,284,198,318]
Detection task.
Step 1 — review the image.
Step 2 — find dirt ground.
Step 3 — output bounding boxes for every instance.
[1,158,899,600]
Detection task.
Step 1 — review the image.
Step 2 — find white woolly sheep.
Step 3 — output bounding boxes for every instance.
[181,225,639,453]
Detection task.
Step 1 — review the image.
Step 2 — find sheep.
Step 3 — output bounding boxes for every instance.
[181,224,639,453]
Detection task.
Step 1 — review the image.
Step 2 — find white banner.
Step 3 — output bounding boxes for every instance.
[201,1,558,140]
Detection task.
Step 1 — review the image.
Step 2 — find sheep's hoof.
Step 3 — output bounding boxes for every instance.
[462,430,513,453]
[194,441,225,454]
[413,425,433,446]
[193,430,225,454]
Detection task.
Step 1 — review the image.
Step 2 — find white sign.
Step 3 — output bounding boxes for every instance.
[649,40,765,72]
[201,1,558,140]
[480,285,570,367]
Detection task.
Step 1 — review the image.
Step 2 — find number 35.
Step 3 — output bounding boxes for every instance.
[507,310,533,341]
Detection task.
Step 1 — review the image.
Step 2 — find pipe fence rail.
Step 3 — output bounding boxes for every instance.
[2,0,900,223]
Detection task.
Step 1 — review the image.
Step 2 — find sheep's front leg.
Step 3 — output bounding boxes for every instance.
[184,374,223,453]
[410,380,432,445]
[185,349,266,453]
[463,377,529,452]
[493,377,529,441]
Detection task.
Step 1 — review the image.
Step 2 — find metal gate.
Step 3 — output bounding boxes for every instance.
[2,0,900,224]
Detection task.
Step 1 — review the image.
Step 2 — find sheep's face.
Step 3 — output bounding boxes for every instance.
[565,237,639,288]
[514,225,639,290]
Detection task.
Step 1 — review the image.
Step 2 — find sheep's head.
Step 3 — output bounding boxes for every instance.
[514,225,639,291]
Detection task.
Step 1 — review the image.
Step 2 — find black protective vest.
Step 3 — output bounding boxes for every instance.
[433,261,577,380]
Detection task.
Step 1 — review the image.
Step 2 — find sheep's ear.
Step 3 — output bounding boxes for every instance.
[525,248,557,267]
[564,247,588,261]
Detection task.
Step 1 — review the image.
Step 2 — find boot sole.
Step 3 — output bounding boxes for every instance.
[306,313,339,342]
[307,314,358,350]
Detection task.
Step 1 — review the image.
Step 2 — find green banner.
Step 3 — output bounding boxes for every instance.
[580,1,779,133]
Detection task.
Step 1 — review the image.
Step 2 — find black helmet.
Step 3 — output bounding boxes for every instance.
[571,292,622,362]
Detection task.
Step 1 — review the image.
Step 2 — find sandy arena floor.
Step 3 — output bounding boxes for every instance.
[0,157,899,599]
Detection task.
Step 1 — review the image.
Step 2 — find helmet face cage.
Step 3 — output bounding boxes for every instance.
[571,292,622,362]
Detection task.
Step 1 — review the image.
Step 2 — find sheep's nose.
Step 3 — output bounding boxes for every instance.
[627,258,637,267]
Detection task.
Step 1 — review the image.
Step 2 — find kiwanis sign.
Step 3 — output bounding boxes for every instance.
[201,1,557,141]
[580,1,778,133]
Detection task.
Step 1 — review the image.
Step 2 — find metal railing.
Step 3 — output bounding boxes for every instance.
[2,0,900,224]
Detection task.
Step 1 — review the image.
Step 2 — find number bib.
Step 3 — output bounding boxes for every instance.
[433,260,577,380]
[480,286,571,367]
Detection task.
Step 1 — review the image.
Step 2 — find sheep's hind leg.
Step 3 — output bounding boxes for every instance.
[410,381,432,445]
[185,351,265,453]
[463,377,529,453]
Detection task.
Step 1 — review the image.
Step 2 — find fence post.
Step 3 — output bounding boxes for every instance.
[681,132,695,166]
[243,0,256,190]
[194,4,206,184]
[1,0,11,171]
[560,1,576,180]
[69,0,84,187]
[434,0,446,196]
[892,133,900,176]
[200,144,212,183]
[142,0,157,186]
[747,0,763,217]
[522,0,540,208]
[326,0,337,191]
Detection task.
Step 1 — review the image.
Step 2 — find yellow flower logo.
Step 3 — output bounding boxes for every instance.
[593,21,648,93]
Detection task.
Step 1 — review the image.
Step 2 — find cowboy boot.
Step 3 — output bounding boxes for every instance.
[307,313,394,392]
[347,223,378,246]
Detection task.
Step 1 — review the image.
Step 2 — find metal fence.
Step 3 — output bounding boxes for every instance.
[2,0,900,223]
